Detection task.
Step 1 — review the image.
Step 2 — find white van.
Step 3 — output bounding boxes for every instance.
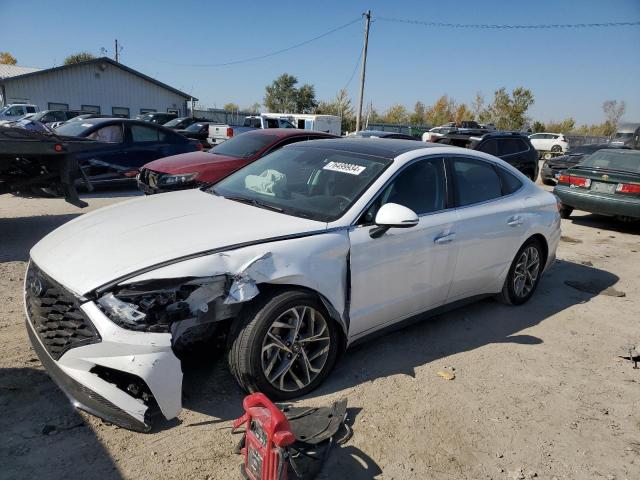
[261,113,341,136]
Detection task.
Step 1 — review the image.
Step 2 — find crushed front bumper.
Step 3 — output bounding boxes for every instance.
[25,264,183,432]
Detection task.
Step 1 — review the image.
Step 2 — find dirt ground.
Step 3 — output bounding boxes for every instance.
[1,178,639,480]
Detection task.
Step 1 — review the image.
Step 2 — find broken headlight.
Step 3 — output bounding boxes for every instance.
[158,172,198,187]
[97,276,229,332]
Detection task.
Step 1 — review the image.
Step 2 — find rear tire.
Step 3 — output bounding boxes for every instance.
[227,290,339,400]
[559,206,573,219]
[551,145,562,152]
[497,239,544,305]
[542,178,556,186]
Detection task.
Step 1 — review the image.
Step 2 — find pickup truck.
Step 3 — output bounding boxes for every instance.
[207,115,295,146]
[0,103,39,124]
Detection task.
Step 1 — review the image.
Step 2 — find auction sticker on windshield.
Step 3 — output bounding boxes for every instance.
[323,161,366,175]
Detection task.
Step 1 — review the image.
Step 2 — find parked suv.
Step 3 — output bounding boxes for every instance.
[30,110,83,125]
[0,103,39,123]
[435,131,539,180]
[528,133,569,156]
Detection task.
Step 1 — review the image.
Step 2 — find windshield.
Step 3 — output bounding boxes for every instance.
[54,121,93,137]
[211,133,279,158]
[613,132,633,140]
[579,150,640,174]
[185,122,206,132]
[209,146,391,222]
[0,106,9,115]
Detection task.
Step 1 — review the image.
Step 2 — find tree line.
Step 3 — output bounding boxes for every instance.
[0,52,627,135]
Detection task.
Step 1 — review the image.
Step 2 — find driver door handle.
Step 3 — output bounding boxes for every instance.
[434,232,456,244]
[507,215,523,227]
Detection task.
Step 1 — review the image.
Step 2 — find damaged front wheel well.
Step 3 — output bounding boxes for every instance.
[238,283,348,355]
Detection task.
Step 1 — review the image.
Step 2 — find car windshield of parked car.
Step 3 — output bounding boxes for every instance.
[210,133,280,158]
[209,146,391,222]
[185,122,206,132]
[613,132,633,140]
[578,150,640,174]
[54,121,95,137]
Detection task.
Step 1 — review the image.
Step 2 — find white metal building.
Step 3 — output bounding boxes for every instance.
[0,57,196,117]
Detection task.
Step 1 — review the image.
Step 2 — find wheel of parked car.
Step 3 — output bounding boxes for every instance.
[227,290,340,399]
[542,179,556,186]
[559,205,573,219]
[551,145,562,152]
[497,239,544,305]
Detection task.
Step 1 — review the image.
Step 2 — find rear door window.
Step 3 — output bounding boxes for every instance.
[498,139,526,156]
[452,158,503,207]
[476,139,498,156]
[131,124,160,142]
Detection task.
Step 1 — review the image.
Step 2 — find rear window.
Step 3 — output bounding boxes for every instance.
[498,138,528,156]
[579,150,640,174]
[453,158,502,206]
[211,133,279,158]
[55,121,95,137]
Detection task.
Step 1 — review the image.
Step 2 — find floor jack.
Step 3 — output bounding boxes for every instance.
[232,393,351,480]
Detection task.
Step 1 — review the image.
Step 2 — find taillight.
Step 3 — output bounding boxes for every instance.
[616,182,640,194]
[54,143,63,152]
[196,142,203,151]
[123,169,139,178]
[558,174,591,188]
[226,127,234,138]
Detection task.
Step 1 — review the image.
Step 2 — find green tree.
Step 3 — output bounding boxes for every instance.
[223,103,240,112]
[316,89,355,133]
[484,87,534,130]
[264,73,317,113]
[64,52,96,65]
[454,104,474,124]
[425,95,456,126]
[409,101,426,124]
[545,118,575,133]
[246,102,261,113]
[0,52,17,65]
[383,104,409,124]
[532,121,546,133]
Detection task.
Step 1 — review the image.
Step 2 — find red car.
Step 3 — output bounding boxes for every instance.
[137,128,338,194]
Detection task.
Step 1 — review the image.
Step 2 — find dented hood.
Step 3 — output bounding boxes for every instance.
[30,189,326,295]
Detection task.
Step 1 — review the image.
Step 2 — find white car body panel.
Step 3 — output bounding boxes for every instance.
[26,144,560,430]
[30,189,326,296]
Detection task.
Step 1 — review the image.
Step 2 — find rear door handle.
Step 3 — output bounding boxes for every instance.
[507,215,523,227]
[434,233,456,244]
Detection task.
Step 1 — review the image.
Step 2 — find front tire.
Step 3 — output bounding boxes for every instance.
[559,205,573,219]
[497,239,544,305]
[227,290,339,400]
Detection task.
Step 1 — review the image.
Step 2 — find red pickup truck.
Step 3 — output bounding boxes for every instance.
[137,128,337,194]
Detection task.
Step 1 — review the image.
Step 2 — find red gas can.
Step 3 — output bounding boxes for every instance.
[233,393,296,480]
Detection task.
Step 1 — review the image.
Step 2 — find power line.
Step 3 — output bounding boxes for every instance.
[376,16,640,29]
[342,44,363,92]
[150,17,361,67]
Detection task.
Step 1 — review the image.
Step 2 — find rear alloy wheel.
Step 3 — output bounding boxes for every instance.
[498,239,544,305]
[551,145,562,152]
[227,290,339,399]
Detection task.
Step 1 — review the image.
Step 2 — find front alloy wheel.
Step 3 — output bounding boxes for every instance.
[261,306,331,392]
[227,290,339,399]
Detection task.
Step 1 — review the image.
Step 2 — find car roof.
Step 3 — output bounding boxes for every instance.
[241,128,338,139]
[287,137,435,158]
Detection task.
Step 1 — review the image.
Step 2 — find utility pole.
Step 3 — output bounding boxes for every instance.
[355,10,371,132]
[115,39,119,62]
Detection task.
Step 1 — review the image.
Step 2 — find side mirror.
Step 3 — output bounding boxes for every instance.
[370,203,419,238]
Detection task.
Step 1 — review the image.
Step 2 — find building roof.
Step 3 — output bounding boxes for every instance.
[0,57,197,100]
[0,64,41,79]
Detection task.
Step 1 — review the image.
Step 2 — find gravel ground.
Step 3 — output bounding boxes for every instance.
[1,180,639,480]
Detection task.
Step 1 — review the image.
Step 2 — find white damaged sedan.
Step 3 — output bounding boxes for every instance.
[25,138,560,431]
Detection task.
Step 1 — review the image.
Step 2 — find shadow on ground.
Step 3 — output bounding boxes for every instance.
[179,259,618,477]
[0,368,121,480]
[0,214,81,262]
[568,213,640,234]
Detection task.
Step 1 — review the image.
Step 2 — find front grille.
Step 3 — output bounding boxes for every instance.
[25,262,100,360]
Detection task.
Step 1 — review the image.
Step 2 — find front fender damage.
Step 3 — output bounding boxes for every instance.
[94,231,350,431]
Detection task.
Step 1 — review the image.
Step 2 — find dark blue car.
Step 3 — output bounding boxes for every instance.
[54,118,200,184]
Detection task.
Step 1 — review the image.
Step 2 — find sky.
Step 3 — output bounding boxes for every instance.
[1,0,639,125]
